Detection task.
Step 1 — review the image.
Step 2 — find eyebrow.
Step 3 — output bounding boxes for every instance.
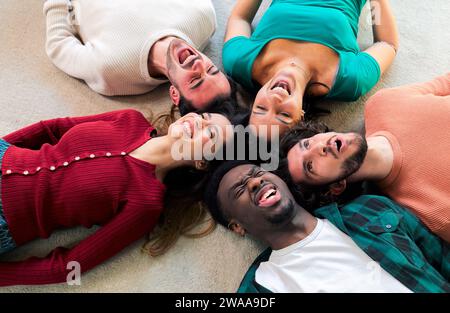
[252,110,290,125]
[210,68,220,75]
[252,111,266,115]
[191,79,204,90]
[275,117,290,125]
[228,166,258,198]
[190,67,220,90]
[299,141,314,180]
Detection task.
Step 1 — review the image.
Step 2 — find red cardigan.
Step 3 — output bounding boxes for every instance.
[0,109,166,286]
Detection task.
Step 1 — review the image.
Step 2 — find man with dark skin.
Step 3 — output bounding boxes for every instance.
[204,162,449,293]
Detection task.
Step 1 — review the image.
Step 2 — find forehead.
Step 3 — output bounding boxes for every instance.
[249,115,290,135]
[204,72,230,90]
[218,164,254,192]
[311,132,336,140]
[210,113,230,125]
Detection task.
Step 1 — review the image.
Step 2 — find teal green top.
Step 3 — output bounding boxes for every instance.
[237,195,450,293]
[222,0,381,101]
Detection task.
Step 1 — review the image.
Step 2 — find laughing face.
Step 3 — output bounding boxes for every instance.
[168,112,232,160]
[166,39,231,110]
[287,132,368,186]
[250,68,305,138]
[217,164,297,236]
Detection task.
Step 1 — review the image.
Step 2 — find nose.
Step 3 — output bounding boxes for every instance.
[247,176,264,194]
[269,93,285,105]
[311,141,327,156]
[192,59,205,73]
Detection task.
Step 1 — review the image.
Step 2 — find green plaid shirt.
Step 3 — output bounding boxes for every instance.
[238,195,450,293]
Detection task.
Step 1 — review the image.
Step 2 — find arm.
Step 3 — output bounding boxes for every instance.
[405,73,450,96]
[224,0,262,42]
[44,0,96,83]
[0,204,159,287]
[364,0,399,75]
[3,109,144,149]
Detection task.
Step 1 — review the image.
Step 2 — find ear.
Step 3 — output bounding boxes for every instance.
[228,220,246,237]
[169,85,181,106]
[329,179,347,196]
[194,160,208,171]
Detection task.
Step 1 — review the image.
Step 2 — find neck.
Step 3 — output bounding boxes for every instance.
[348,136,394,182]
[138,136,192,182]
[147,36,178,78]
[257,59,313,100]
[263,205,318,250]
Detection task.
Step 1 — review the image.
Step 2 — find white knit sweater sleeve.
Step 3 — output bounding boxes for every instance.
[44,0,96,86]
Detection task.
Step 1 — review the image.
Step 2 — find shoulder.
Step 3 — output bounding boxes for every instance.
[114,109,151,125]
[340,195,416,232]
[238,248,273,293]
[340,195,403,218]
[332,51,381,100]
[222,36,253,65]
[222,36,259,90]
[364,86,409,120]
[346,195,398,209]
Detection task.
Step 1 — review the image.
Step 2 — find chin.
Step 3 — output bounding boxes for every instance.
[267,198,296,225]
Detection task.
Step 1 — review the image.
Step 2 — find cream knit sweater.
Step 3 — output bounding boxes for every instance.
[44,0,217,96]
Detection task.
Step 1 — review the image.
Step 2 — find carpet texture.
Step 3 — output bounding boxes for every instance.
[0,0,448,292]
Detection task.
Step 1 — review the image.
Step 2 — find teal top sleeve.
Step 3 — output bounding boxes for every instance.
[222,36,263,92]
[327,51,381,101]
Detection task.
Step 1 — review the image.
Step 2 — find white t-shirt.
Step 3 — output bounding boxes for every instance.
[255,219,412,293]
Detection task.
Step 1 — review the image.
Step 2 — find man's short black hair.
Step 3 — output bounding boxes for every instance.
[203,160,253,228]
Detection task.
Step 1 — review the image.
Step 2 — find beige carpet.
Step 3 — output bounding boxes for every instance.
[0,0,449,292]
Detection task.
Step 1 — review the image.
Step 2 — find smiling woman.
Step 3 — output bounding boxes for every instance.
[0,107,242,286]
[223,0,399,136]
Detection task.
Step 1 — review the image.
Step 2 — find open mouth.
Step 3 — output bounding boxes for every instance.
[178,48,197,66]
[335,139,342,152]
[271,80,291,95]
[255,184,281,208]
[329,136,347,155]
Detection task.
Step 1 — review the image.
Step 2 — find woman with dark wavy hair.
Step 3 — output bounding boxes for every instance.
[0,105,242,286]
[223,0,399,136]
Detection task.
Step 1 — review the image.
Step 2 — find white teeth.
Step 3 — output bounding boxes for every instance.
[183,122,192,138]
[263,188,276,200]
[182,54,196,65]
[273,86,289,95]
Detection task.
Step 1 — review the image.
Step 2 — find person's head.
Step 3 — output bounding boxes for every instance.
[249,66,306,138]
[278,122,368,196]
[167,112,233,167]
[204,162,302,240]
[166,38,234,113]
[144,109,249,257]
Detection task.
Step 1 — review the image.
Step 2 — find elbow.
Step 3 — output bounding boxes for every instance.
[45,37,61,62]
[391,37,400,54]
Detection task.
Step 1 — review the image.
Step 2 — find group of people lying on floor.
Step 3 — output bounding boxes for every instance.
[0,0,448,292]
